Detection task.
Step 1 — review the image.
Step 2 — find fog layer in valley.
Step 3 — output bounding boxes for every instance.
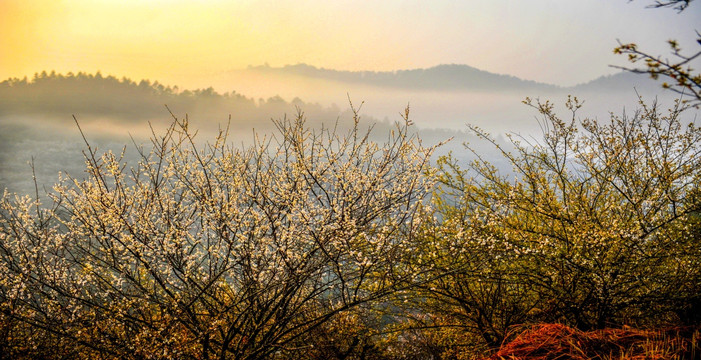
[0,65,687,195]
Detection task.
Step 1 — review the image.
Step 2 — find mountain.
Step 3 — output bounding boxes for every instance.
[241,63,671,95]
[570,71,660,92]
[246,63,563,92]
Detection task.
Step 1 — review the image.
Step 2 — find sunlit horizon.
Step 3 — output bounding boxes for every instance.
[2,0,700,91]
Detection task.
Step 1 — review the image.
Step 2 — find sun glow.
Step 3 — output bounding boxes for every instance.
[1,0,699,88]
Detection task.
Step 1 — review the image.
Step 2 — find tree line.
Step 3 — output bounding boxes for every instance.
[0,71,338,129]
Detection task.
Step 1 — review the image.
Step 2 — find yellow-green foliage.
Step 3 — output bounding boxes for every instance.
[403,96,701,357]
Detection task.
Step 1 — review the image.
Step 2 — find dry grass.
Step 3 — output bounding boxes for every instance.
[484,323,700,360]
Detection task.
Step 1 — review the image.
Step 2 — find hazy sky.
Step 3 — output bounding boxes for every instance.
[1,0,699,88]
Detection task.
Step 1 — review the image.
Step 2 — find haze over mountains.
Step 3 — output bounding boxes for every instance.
[241,63,660,93]
[1,62,666,133]
[245,63,561,92]
[0,63,683,195]
[201,63,669,133]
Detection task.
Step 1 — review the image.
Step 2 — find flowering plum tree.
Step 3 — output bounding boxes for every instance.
[413,96,701,354]
[614,0,700,107]
[0,107,436,359]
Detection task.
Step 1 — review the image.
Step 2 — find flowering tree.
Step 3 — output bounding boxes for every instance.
[614,38,701,107]
[0,107,436,359]
[412,96,701,355]
[614,0,700,107]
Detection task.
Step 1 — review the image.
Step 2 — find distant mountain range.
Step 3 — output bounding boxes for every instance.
[245,63,660,93]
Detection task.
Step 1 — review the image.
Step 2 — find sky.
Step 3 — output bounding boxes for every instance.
[1,0,699,89]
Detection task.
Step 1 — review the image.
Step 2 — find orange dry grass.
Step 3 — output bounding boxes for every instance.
[486,324,700,360]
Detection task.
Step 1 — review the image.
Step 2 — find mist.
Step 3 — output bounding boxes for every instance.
[0,66,690,196]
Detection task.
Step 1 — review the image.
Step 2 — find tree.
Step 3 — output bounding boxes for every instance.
[644,0,693,11]
[417,96,701,354]
[0,107,437,359]
[614,0,700,106]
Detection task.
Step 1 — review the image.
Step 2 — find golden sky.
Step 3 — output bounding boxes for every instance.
[1,0,699,88]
